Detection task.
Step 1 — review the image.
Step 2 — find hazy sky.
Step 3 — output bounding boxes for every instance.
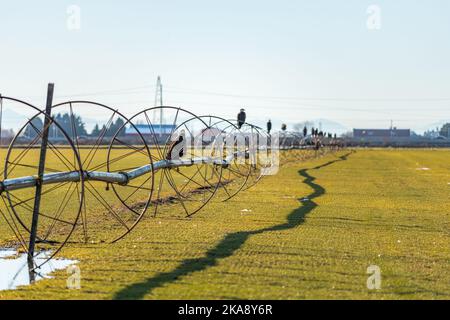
[1,0,450,132]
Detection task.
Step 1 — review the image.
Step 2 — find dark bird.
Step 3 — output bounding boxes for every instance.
[166,130,186,160]
[267,119,272,134]
[237,108,246,129]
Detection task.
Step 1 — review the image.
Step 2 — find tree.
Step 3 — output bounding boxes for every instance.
[439,123,450,137]
[52,112,87,138]
[24,117,44,139]
[113,118,126,137]
[74,115,88,136]
[96,117,127,137]
[294,121,314,134]
[91,124,101,137]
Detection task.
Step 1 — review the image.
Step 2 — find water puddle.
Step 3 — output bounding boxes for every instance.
[0,248,77,291]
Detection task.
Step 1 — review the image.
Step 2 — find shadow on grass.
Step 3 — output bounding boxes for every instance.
[114,152,352,299]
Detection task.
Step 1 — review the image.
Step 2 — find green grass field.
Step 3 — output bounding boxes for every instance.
[0,149,449,299]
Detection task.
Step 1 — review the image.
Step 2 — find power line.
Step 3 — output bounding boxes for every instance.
[164,86,450,103]
[11,84,155,101]
[54,85,154,99]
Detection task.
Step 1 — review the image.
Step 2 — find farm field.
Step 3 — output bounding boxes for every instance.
[0,149,449,299]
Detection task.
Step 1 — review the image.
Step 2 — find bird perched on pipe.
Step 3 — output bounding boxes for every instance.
[237,108,246,129]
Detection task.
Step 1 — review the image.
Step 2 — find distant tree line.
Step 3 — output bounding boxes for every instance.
[23,113,126,139]
[439,123,450,138]
[292,121,336,138]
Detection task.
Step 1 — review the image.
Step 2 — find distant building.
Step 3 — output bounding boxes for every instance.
[125,124,176,136]
[125,124,177,144]
[353,128,410,139]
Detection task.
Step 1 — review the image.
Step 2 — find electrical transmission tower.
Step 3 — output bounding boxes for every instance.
[153,76,164,138]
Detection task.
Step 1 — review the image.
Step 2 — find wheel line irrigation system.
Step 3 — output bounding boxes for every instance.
[0,84,342,277]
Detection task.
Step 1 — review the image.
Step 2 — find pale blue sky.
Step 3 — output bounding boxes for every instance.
[1,0,450,132]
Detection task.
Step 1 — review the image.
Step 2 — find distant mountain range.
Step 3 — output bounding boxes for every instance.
[1,108,30,131]
[299,118,350,135]
[1,105,447,137]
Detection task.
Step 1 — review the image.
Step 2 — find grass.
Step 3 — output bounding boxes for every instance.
[0,148,449,299]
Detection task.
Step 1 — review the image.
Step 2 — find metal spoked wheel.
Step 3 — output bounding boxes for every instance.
[0,90,277,269]
[235,123,266,191]
[50,101,154,243]
[199,116,252,202]
[123,107,223,218]
[257,129,277,176]
[0,96,84,267]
